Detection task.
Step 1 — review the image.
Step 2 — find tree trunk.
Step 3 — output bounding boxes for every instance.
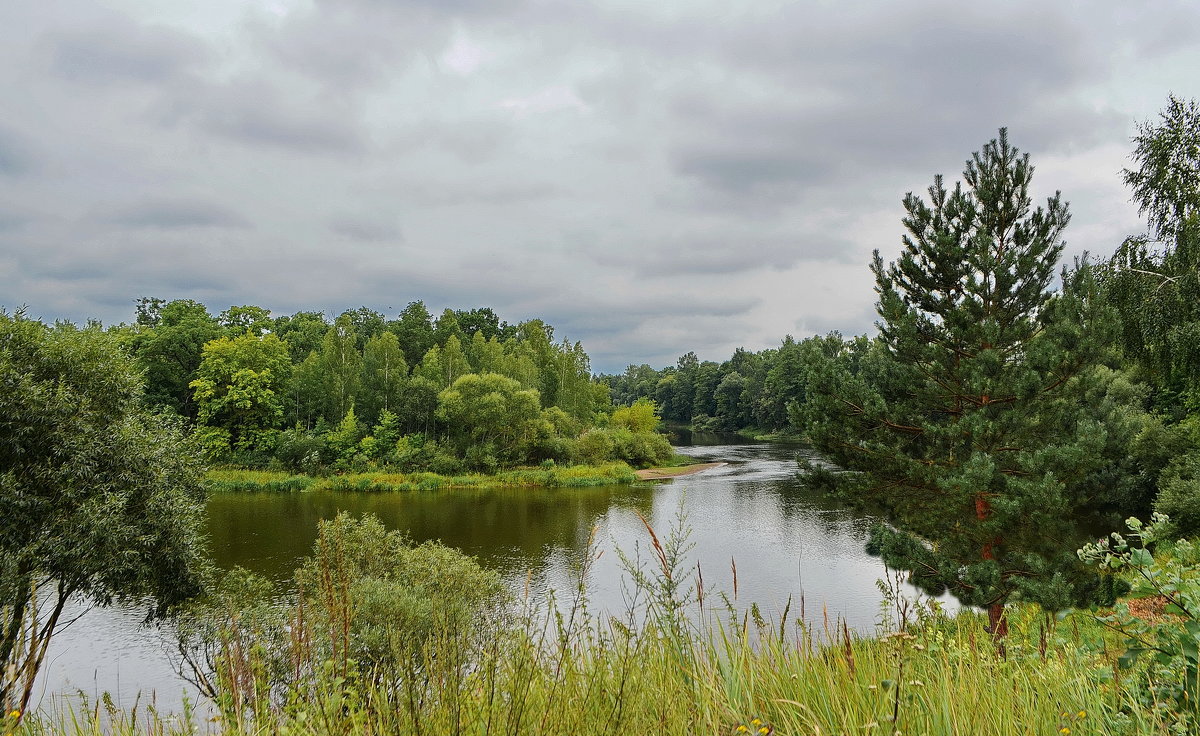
[987,601,1009,657]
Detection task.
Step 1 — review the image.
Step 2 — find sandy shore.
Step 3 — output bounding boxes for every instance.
[634,462,727,481]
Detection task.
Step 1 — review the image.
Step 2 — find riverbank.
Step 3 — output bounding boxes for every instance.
[205,462,640,492]
[634,461,726,480]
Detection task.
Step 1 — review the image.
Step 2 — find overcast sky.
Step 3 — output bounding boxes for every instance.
[1,1,1196,372]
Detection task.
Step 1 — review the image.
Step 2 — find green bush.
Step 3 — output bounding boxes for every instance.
[574,428,615,465]
[610,427,673,468]
[1155,451,1200,535]
[297,513,504,676]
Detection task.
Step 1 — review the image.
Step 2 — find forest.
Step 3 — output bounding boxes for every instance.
[117,300,672,475]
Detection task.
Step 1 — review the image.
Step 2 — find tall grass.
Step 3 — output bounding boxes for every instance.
[21,606,1166,735]
[17,518,1186,736]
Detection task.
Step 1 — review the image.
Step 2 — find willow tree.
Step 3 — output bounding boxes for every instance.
[800,131,1118,642]
[1,313,208,718]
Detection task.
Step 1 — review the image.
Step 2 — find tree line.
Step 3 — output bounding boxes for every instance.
[116,301,671,473]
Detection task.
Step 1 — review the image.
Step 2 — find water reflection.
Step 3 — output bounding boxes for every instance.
[40,437,943,714]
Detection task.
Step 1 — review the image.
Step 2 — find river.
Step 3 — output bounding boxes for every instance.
[35,436,940,714]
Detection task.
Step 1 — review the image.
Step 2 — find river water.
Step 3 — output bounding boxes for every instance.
[35,436,937,714]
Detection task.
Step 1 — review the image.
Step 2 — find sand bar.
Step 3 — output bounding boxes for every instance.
[634,462,727,481]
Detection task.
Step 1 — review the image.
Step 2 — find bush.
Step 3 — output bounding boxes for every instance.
[465,443,499,473]
[610,428,673,468]
[273,426,327,474]
[574,429,615,465]
[297,513,504,676]
[431,451,464,475]
[1155,451,1200,535]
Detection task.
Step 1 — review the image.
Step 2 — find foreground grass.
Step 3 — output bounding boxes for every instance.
[204,462,640,493]
[18,602,1181,736]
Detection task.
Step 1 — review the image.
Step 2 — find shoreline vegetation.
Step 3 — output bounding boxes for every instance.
[204,462,642,492]
[205,459,728,493]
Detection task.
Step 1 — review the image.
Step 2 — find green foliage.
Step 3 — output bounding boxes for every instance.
[607,427,674,468]
[1097,96,1200,416]
[318,315,362,422]
[610,397,662,433]
[126,298,224,416]
[219,304,273,336]
[358,332,408,426]
[0,312,209,716]
[272,310,329,363]
[437,372,545,464]
[1154,449,1200,536]
[798,131,1119,622]
[297,513,504,675]
[1080,515,1200,728]
[574,428,616,465]
[190,332,292,453]
[1123,94,1200,241]
[388,300,435,366]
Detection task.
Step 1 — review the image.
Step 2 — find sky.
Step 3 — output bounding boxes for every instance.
[1,1,1197,373]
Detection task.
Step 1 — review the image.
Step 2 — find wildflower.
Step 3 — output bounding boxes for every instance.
[1077,710,1086,719]
[1059,728,1070,735]
[751,719,762,726]
[7,711,17,718]
[737,727,749,733]
[759,728,771,735]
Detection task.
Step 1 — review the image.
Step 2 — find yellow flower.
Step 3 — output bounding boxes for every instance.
[758,728,770,735]
[7,711,18,718]
[737,727,749,733]
[1077,710,1086,719]
[751,719,762,726]
[1059,728,1070,735]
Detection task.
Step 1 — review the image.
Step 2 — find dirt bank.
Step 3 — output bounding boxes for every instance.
[634,462,727,481]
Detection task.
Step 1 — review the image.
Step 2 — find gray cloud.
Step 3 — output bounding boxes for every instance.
[0,123,39,177]
[46,22,209,85]
[329,214,403,242]
[97,199,252,230]
[159,80,370,154]
[2,0,1196,372]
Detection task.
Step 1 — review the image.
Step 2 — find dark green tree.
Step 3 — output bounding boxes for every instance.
[799,131,1118,642]
[388,301,435,366]
[127,299,224,416]
[358,332,409,426]
[1,312,208,717]
[273,311,329,363]
[218,304,273,336]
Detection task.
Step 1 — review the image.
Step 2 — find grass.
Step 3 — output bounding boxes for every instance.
[16,603,1171,736]
[204,462,640,493]
[16,515,1193,735]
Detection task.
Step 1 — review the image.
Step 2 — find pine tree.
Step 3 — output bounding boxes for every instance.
[800,131,1119,643]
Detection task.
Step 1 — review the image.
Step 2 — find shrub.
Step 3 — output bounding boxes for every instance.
[1155,451,1200,535]
[575,429,615,465]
